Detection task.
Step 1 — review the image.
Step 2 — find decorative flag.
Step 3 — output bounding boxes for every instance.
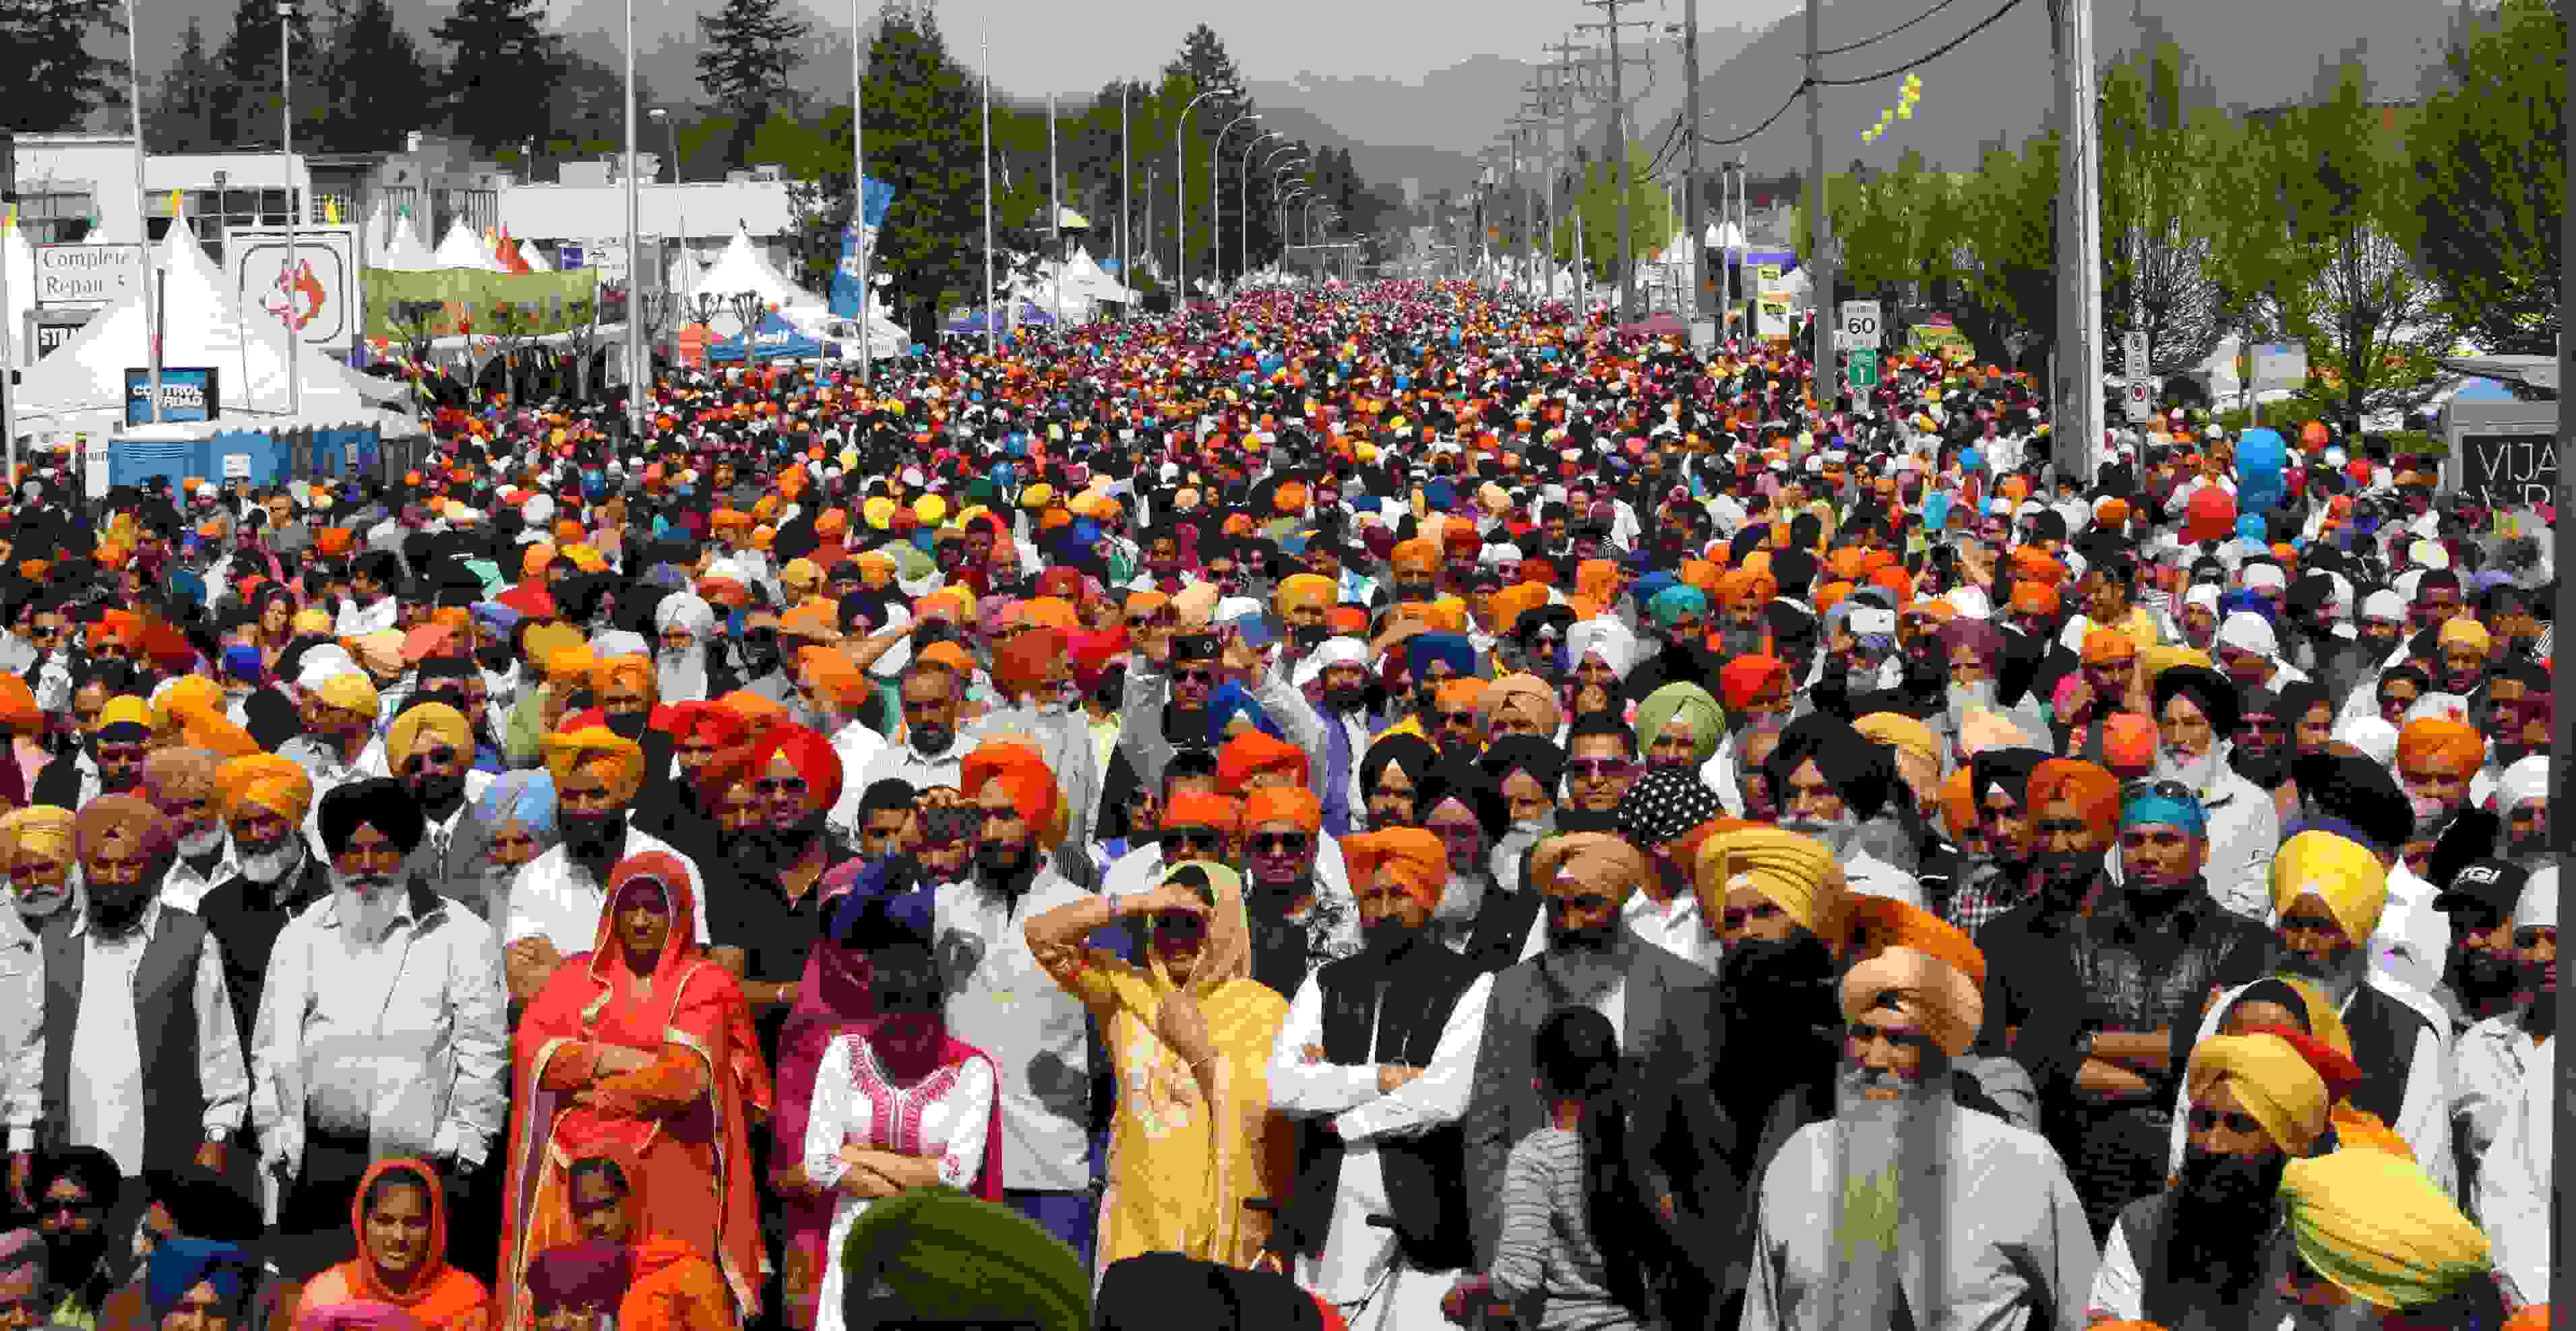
[829,223,867,319]
[324,197,340,224]
[1861,73,1924,142]
[860,175,896,229]
[166,189,185,218]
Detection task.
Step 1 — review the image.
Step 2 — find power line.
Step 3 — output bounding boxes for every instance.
[1700,80,1810,148]
[1814,0,1971,57]
[1815,0,2029,85]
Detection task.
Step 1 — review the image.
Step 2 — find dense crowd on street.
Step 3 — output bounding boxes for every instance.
[0,279,2556,1331]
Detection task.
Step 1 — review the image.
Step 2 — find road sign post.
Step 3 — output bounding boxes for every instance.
[1847,346,1879,390]
[1841,299,1881,350]
[2123,330,2153,423]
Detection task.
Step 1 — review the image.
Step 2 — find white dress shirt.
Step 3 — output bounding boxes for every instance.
[933,869,1098,1193]
[1268,967,1494,1306]
[0,907,39,1153]
[160,842,241,914]
[251,886,509,1169]
[1623,889,1719,974]
[500,828,711,955]
[2451,1012,2542,1215]
[63,901,251,1175]
[2476,1036,2551,1305]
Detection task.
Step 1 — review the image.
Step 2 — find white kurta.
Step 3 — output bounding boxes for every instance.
[2476,1037,2552,1305]
[803,1035,996,1331]
[1622,890,1719,974]
[1265,967,1493,1329]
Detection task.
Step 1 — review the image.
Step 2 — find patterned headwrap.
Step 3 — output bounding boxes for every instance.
[1615,766,1725,848]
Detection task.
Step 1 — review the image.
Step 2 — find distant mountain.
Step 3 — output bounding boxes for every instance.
[1649,0,2470,176]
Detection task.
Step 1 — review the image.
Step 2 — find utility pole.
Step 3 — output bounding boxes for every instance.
[1681,0,1705,321]
[1510,111,1547,303]
[2048,0,2105,486]
[1544,36,1591,315]
[1806,0,1833,398]
[1577,0,1655,323]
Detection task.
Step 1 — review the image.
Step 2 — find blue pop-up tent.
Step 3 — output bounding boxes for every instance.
[707,311,826,363]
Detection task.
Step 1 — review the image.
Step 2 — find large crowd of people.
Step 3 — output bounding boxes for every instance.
[0,279,2556,1331]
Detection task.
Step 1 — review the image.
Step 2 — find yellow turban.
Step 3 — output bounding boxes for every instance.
[1853,712,1938,769]
[181,712,262,759]
[2186,1032,2331,1156]
[1841,943,1985,1059]
[780,558,823,590]
[524,623,584,678]
[2279,1149,2492,1311]
[0,806,76,866]
[96,695,154,736]
[387,703,473,770]
[1477,674,1562,739]
[2271,830,2390,944]
[1530,832,1653,906]
[1273,574,1335,621]
[541,727,646,803]
[2436,616,2491,656]
[562,545,608,574]
[312,670,381,720]
[1695,826,1841,939]
[152,676,226,737]
[2139,644,2213,683]
[292,607,334,636]
[589,654,653,700]
[219,753,315,826]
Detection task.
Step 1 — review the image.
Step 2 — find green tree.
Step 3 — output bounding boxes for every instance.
[1554,140,1672,284]
[314,0,439,152]
[2410,0,2565,354]
[0,0,127,132]
[433,0,563,152]
[1951,134,2059,371]
[212,0,324,148]
[145,18,224,152]
[1163,27,1254,286]
[697,0,813,163]
[2098,40,2232,375]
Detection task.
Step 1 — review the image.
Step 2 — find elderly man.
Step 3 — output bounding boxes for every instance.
[2089,1030,2342,1327]
[279,658,383,847]
[1262,826,1492,1331]
[933,740,1111,1270]
[501,727,710,1003]
[251,777,505,1280]
[1765,713,1924,908]
[20,797,249,1187]
[1742,914,2095,1330]
[1461,833,1729,1324]
[2186,831,2455,1194]
[386,702,497,917]
[145,749,237,913]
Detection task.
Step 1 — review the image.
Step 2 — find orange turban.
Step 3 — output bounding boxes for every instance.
[1243,785,1322,834]
[1530,832,1652,906]
[1390,539,1440,576]
[2396,718,2484,778]
[1216,730,1310,794]
[1325,606,1370,636]
[715,689,790,736]
[2083,627,2139,665]
[220,753,314,825]
[991,627,1066,699]
[1161,791,1242,833]
[1487,582,1549,631]
[960,741,1062,848]
[541,728,646,803]
[589,654,652,700]
[2104,712,2159,768]
[2010,582,2060,617]
[1843,897,1987,985]
[1341,828,1447,914]
[2029,758,2121,832]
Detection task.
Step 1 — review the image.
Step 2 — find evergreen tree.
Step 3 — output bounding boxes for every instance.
[315,0,439,152]
[2411,0,2564,354]
[433,0,562,152]
[1161,26,1254,283]
[0,0,128,132]
[211,0,324,148]
[145,17,224,152]
[697,0,812,119]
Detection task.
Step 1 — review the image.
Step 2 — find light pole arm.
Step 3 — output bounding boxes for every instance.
[1173,86,1235,302]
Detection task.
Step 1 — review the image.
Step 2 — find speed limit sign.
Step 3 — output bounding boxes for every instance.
[1840,300,1882,350]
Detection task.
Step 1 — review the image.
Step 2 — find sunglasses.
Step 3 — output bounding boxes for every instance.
[1436,709,1479,725]
[1164,830,1227,855]
[2185,1107,2267,1137]
[1175,669,1218,685]
[1248,832,1310,854]
[400,746,461,774]
[1565,758,1632,780]
[1127,615,1153,627]
[2122,779,2195,803]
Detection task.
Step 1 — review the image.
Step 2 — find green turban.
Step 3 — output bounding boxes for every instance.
[839,1186,1088,1331]
[1637,681,1726,766]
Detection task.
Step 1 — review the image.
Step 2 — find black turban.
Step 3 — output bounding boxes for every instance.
[2290,752,2412,854]
[1479,735,1566,799]
[1413,760,1508,844]
[317,776,427,857]
[1358,734,1438,804]
[1765,713,1895,823]
[1970,747,2052,809]
[2153,664,2240,737]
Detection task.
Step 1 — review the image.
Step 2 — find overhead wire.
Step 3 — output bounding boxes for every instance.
[1814,0,1973,56]
[1814,0,2030,84]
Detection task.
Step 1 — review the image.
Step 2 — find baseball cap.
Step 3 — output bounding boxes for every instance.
[2433,857,2529,915]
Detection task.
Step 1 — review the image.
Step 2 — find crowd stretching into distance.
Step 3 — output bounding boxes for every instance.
[0,280,2556,1331]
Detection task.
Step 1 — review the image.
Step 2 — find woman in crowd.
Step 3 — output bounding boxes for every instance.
[295,1159,491,1331]
[499,852,771,1328]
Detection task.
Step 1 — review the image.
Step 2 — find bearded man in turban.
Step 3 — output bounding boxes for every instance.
[969,625,1102,882]
[384,702,494,914]
[2149,664,2280,919]
[1763,714,1926,909]
[1743,914,2095,1331]
[30,796,249,1181]
[255,777,506,1282]
[1257,826,1494,1331]
[501,728,710,1004]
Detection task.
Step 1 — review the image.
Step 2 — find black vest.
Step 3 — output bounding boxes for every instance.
[2341,983,2432,1128]
[1459,888,1542,974]
[39,906,210,1173]
[1280,939,1483,1272]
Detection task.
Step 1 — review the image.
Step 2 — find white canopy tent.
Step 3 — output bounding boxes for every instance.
[1060,247,1134,304]
[373,214,437,272]
[692,222,820,315]
[433,219,495,271]
[17,220,406,432]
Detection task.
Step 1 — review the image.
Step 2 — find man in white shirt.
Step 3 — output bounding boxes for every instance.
[332,551,402,637]
[1265,828,1492,1331]
[855,662,972,804]
[253,778,506,1277]
[501,728,708,1004]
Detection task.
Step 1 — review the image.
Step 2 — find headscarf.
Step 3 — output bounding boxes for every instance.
[386,703,473,771]
[2270,830,2390,944]
[145,1239,251,1325]
[1694,826,1841,939]
[475,770,557,842]
[539,727,647,803]
[2277,1149,2492,1310]
[1615,766,1725,848]
[322,1158,486,1322]
[1144,860,1252,1001]
[2184,1033,2331,1156]
[1636,683,1725,765]
[1340,829,1447,914]
[1477,673,1561,738]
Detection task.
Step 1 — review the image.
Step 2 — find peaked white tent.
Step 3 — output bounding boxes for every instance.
[433,219,495,271]
[693,223,817,314]
[373,214,437,272]
[1060,247,1134,304]
[17,220,404,430]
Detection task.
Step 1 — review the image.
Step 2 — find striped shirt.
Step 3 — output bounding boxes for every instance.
[1490,1127,1651,1331]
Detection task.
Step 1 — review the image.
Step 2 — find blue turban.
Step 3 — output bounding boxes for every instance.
[1406,632,1477,680]
[1645,584,1709,627]
[220,644,264,684]
[472,602,524,636]
[2217,589,2276,625]
[1631,571,1679,608]
[1206,682,1282,742]
[2122,782,2209,837]
[477,769,558,842]
[1424,480,1456,511]
[146,1239,249,1325]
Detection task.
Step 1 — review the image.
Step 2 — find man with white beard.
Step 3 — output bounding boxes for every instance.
[193,755,330,1066]
[2147,665,2280,921]
[251,777,504,1280]
[143,749,237,913]
[1762,714,1926,909]
[1743,905,2094,1330]
[652,592,719,704]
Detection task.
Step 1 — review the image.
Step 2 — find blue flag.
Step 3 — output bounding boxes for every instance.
[861,175,896,228]
[829,223,866,317]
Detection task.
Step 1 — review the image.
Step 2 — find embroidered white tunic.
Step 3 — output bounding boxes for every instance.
[801,1034,995,1331]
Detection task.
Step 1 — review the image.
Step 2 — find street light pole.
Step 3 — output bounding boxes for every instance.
[1209,112,1260,295]
[1237,130,1282,290]
[623,0,642,439]
[851,0,869,380]
[1256,148,1304,280]
[980,19,993,354]
[125,0,157,429]
[1173,86,1235,310]
[280,0,299,417]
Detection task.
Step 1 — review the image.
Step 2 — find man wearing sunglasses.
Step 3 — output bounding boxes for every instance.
[386,701,498,921]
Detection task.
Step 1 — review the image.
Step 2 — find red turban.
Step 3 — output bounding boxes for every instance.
[2029,758,2120,833]
[960,741,1060,842]
[746,722,844,819]
[992,627,1067,700]
[1719,655,1789,710]
[654,701,745,749]
[1217,730,1310,794]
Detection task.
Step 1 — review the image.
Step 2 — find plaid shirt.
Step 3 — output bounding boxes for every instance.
[1947,858,2039,937]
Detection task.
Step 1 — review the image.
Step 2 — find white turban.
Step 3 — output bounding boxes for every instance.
[2501,755,2550,818]
[1568,619,1638,680]
[2184,583,2223,615]
[295,646,360,692]
[654,593,716,638]
[522,495,557,528]
[2217,612,2279,659]
[2335,715,2399,768]
[590,629,651,660]
[1293,636,1371,690]
[2241,563,2288,593]
[2517,866,2559,929]
[2360,589,2406,623]
[1946,586,1993,620]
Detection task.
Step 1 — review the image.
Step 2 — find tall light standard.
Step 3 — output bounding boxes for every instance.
[979,18,993,354]
[1208,112,1260,292]
[1233,130,1281,290]
[623,0,642,439]
[1172,84,1235,308]
[279,0,300,417]
[650,107,678,182]
[849,0,871,379]
[123,0,156,431]
[1280,184,1312,272]
[1250,145,1302,282]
